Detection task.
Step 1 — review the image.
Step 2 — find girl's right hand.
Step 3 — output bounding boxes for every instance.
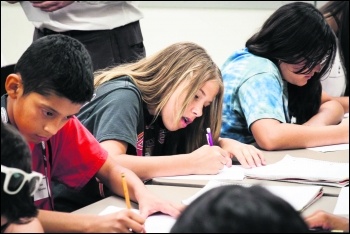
[188,145,231,175]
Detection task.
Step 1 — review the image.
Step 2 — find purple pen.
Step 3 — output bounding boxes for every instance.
[206,128,213,146]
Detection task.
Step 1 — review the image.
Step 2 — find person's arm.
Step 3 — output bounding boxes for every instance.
[305,210,349,231]
[251,118,349,150]
[332,96,349,114]
[5,217,44,233]
[38,208,146,233]
[100,140,231,182]
[30,1,74,12]
[96,156,183,218]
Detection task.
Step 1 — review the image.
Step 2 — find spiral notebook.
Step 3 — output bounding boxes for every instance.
[243,155,349,187]
[183,179,324,212]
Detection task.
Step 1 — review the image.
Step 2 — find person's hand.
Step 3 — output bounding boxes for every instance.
[304,210,349,231]
[218,137,266,168]
[136,191,185,219]
[188,145,232,175]
[89,209,146,233]
[30,1,74,12]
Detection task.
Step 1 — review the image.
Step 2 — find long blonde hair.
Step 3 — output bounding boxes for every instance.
[94,42,223,153]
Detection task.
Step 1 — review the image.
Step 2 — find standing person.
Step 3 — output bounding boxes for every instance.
[220,2,349,150]
[1,34,181,233]
[6,1,146,71]
[170,185,309,233]
[1,122,44,233]
[319,1,349,113]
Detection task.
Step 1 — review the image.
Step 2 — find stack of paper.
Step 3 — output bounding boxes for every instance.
[183,179,323,212]
[99,206,176,233]
[243,155,349,187]
[333,187,349,216]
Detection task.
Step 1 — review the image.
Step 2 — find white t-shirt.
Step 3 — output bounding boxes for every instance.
[321,41,346,97]
[20,1,143,32]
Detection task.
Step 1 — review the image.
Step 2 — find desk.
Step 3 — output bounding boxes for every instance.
[151,148,349,196]
[72,185,339,218]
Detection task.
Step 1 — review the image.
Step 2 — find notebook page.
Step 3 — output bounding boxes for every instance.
[243,155,349,186]
[333,187,349,216]
[182,180,323,212]
[307,143,349,152]
[99,206,176,233]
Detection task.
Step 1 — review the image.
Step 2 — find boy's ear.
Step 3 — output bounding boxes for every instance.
[5,74,23,98]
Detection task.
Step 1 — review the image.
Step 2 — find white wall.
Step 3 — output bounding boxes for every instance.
[1,2,275,67]
[1,2,328,67]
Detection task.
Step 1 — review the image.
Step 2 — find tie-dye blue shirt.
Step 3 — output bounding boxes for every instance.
[220,48,290,144]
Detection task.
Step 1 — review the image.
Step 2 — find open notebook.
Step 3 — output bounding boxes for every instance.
[182,179,323,212]
[99,206,176,233]
[243,155,349,187]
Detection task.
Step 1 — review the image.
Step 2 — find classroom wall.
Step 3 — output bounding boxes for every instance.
[0,1,328,67]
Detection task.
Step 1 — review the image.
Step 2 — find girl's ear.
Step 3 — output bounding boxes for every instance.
[5,74,23,98]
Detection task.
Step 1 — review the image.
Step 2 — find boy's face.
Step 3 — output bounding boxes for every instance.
[6,74,82,144]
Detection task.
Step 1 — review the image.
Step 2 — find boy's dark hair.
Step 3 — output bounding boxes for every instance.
[1,121,38,224]
[171,185,309,233]
[320,1,349,96]
[15,34,94,104]
[246,2,336,124]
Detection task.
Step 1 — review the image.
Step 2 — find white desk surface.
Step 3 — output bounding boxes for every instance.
[151,148,349,196]
[72,184,339,218]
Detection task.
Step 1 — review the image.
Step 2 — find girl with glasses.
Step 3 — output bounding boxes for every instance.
[1,122,44,233]
[221,2,348,150]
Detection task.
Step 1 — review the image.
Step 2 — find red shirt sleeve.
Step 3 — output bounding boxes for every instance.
[49,116,108,189]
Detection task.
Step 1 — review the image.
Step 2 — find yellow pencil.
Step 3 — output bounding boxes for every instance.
[121,172,132,209]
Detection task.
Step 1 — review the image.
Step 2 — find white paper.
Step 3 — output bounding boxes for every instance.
[99,206,176,233]
[307,143,349,152]
[20,1,50,22]
[333,187,349,215]
[155,165,245,181]
[183,179,323,212]
[243,155,349,187]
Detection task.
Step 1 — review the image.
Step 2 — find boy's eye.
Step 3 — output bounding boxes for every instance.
[43,110,53,117]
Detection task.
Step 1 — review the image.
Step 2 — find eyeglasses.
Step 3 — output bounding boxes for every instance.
[1,165,44,196]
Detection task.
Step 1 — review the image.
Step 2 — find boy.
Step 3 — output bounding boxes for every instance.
[1,34,181,232]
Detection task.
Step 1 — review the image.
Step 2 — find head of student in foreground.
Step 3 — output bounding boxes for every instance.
[1,122,41,229]
[94,42,223,153]
[171,185,309,233]
[4,34,94,144]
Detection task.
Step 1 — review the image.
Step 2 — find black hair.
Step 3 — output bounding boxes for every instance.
[14,34,94,104]
[320,1,349,96]
[1,121,38,224]
[171,185,309,233]
[246,2,336,124]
